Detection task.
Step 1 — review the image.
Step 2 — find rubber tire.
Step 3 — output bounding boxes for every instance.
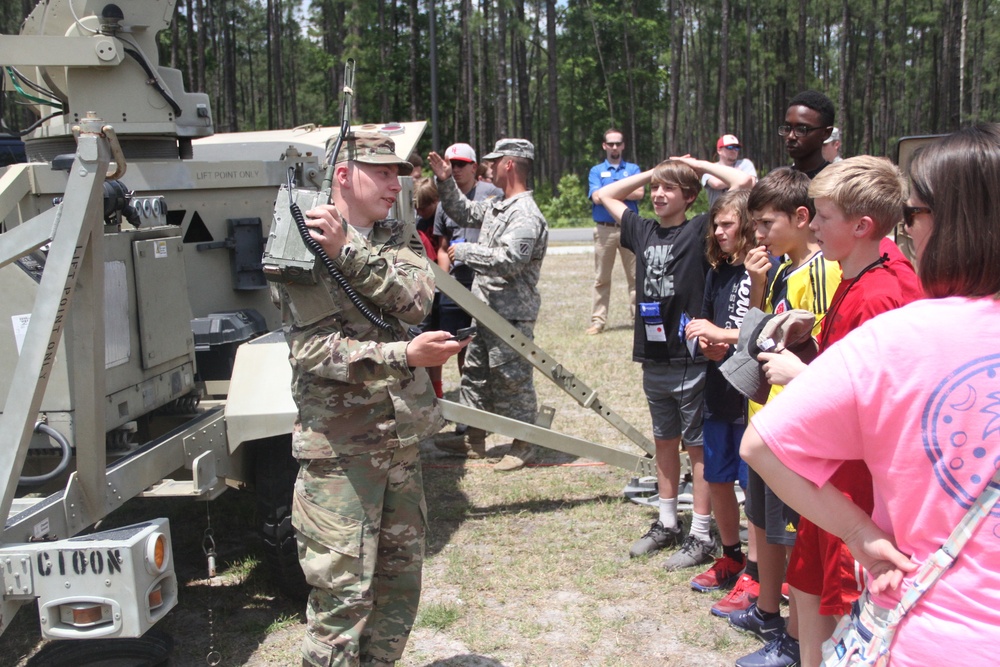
[254,437,310,600]
[26,629,172,666]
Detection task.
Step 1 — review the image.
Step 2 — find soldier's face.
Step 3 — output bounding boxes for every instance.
[491,157,509,190]
[348,162,402,223]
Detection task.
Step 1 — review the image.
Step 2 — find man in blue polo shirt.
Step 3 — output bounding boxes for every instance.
[586,128,643,335]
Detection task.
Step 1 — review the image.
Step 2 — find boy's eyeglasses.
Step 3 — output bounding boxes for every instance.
[777,124,829,137]
[902,205,932,228]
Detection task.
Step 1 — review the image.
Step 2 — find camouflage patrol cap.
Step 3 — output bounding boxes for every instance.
[328,130,414,175]
[483,138,534,161]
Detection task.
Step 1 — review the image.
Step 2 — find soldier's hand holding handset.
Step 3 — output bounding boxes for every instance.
[304,204,351,258]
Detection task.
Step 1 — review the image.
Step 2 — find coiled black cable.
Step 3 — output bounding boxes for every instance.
[287,192,394,332]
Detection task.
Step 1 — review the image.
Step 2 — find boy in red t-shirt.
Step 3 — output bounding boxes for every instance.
[756,155,923,666]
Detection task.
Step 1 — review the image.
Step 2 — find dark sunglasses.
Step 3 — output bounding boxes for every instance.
[902,205,932,228]
[723,145,740,151]
[605,141,624,147]
[450,160,473,169]
[777,124,829,137]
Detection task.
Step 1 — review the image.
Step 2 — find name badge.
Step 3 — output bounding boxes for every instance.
[601,171,612,178]
[640,302,666,342]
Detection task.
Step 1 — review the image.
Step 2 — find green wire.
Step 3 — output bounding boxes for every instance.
[5,67,64,109]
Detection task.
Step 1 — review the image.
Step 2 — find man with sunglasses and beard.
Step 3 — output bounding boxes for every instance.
[586,128,643,335]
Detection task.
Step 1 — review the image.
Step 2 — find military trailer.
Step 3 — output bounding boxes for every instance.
[0,0,661,649]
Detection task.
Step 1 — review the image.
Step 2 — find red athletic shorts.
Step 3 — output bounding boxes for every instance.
[785,461,874,616]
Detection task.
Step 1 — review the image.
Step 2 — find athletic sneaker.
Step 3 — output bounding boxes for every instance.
[663,534,717,571]
[711,573,759,617]
[735,631,801,667]
[690,555,745,591]
[629,520,683,558]
[729,602,785,643]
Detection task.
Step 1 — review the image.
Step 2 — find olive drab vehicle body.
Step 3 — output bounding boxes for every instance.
[0,0,661,647]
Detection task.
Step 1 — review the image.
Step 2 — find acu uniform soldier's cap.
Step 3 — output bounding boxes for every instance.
[483,138,534,161]
[327,130,414,175]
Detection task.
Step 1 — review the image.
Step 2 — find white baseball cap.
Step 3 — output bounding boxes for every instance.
[444,143,477,163]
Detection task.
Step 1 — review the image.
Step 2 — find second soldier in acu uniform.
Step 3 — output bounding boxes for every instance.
[428,139,549,471]
[275,131,467,667]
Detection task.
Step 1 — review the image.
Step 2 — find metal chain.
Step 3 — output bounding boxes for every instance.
[202,503,217,578]
[205,607,221,666]
[204,503,222,666]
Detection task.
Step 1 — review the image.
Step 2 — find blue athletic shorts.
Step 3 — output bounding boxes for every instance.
[702,418,748,487]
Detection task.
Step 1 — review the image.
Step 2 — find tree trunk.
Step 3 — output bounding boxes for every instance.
[623,0,638,161]
[459,0,473,143]
[408,0,419,121]
[547,0,560,191]
[862,0,875,153]
[185,0,196,90]
[224,0,238,131]
[667,0,684,154]
[797,0,807,92]
[718,0,729,136]
[516,0,531,139]
[838,0,849,149]
[496,3,509,137]
[587,0,615,125]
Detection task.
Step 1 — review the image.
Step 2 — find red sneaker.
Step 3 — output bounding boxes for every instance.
[710,573,759,618]
[691,555,745,592]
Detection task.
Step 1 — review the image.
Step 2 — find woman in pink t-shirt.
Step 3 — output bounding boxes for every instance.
[742,124,1000,666]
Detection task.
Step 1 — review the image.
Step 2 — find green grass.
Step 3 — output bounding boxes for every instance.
[416,602,462,631]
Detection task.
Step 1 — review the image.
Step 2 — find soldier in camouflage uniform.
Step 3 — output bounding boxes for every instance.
[275,131,468,667]
[427,138,549,471]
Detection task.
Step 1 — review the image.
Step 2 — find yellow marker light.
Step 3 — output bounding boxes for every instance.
[148,584,164,610]
[144,532,169,574]
[59,602,112,627]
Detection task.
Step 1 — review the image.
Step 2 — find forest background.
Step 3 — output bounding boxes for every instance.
[1,0,995,224]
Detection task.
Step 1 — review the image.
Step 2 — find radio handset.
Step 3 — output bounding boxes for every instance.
[263,60,400,335]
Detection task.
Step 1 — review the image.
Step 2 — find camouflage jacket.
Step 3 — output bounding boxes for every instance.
[276,218,442,459]
[437,177,548,321]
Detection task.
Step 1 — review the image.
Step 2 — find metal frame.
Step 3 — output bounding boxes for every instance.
[429,264,656,476]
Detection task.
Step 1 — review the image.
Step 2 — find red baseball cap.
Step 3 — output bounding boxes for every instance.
[717,134,741,149]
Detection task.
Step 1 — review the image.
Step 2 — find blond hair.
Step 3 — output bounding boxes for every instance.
[413,177,439,209]
[808,155,907,237]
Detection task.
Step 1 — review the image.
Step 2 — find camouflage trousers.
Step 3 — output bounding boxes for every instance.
[293,443,426,667]
[459,320,538,424]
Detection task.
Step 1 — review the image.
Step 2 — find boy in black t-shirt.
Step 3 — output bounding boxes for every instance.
[593,157,752,569]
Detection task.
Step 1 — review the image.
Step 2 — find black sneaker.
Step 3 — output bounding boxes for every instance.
[735,631,800,667]
[729,602,786,643]
[629,520,682,558]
